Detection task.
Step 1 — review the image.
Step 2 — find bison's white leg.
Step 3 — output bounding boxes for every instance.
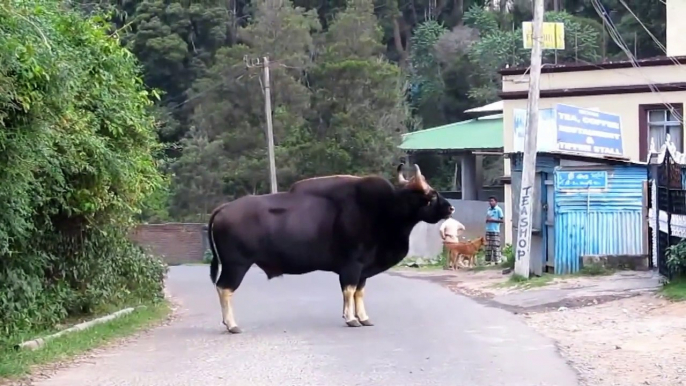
[354,287,374,326]
[342,285,362,327]
[353,277,373,327]
[217,287,241,334]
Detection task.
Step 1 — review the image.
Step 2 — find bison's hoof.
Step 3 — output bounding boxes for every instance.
[222,321,242,334]
[345,319,363,328]
[359,319,374,327]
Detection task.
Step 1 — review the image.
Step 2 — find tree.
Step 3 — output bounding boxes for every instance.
[168,0,320,218]
[464,6,603,104]
[112,0,233,145]
[305,0,415,176]
[169,126,228,221]
[408,20,449,128]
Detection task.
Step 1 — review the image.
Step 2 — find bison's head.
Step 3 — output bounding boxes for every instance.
[396,163,454,224]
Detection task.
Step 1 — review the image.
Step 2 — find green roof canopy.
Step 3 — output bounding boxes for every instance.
[399,114,503,152]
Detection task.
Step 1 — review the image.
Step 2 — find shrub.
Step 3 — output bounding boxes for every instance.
[0,1,166,337]
[500,243,515,269]
[203,249,214,264]
[666,239,686,278]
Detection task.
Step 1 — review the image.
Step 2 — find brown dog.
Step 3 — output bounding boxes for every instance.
[443,236,486,270]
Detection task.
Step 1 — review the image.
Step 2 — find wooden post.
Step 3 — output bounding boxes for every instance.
[514,0,544,279]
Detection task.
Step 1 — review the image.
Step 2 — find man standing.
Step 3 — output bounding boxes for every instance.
[440,217,465,269]
[439,216,465,243]
[485,196,504,265]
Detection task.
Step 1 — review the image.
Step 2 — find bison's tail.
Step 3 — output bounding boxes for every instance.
[208,205,223,285]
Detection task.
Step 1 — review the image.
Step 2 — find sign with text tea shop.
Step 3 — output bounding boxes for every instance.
[554,104,624,158]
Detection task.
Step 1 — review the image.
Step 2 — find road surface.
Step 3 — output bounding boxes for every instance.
[34,266,579,386]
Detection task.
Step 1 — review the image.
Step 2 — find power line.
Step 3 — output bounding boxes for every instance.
[590,0,683,123]
[166,63,250,112]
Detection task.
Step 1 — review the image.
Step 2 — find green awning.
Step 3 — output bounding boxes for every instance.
[399,114,503,152]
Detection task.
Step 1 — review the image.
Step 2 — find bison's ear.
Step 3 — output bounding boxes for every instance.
[397,163,408,185]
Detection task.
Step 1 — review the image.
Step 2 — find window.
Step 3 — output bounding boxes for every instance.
[648,108,683,152]
[639,103,684,160]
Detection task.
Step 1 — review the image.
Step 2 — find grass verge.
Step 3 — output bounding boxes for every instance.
[495,273,556,289]
[0,301,171,379]
[578,264,615,276]
[495,265,617,290]
[660,278,686,301]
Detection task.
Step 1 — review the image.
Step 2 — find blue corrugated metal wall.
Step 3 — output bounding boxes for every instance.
[554,166,645,274]
[510,153,558,173]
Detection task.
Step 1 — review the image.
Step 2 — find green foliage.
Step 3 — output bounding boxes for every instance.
[666,240,686,278]
[464,7,603,104]
[564,0,666,60]
[463,4,500,34]
[167,0,414,218]
[543,12,602,63]
[660,278,686,302]
[500,243,515,269]
[117,0,233,143]
[408,20,448,127]
[302,0,413,176]
[0,0,166,337]
[464,5,529,104]
[578,263,613,276]
[203,249,214,264]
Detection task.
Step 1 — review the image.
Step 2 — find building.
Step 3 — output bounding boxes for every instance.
[399,113,503,201]
[498,1,686,247]
[399,106,506,261]
[509,151,648,274]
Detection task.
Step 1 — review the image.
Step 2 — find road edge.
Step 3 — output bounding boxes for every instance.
[0,279,180,386]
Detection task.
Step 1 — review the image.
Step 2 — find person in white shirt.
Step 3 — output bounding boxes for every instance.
[439,217,465,243]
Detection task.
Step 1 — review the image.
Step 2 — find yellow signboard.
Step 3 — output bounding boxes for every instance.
[522,22,565,50]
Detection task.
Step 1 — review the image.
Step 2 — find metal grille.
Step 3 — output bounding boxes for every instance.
[655,150,686,278]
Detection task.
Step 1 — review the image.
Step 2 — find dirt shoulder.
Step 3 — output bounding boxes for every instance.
[390,267,685,386]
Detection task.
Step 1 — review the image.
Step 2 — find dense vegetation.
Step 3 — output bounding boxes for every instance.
[0,1,166,337]
[0,0,668,337]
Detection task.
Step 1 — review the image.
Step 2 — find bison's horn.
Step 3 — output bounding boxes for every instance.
[414,164,431,192]
[397,163,408,184]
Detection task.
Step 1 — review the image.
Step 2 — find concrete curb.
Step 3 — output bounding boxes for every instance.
[15,307,137,351]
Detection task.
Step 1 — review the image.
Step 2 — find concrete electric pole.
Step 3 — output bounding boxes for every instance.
[514,0,544,278]
[244,55,278,194]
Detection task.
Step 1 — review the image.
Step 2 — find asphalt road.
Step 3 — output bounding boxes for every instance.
[34,266,579,386]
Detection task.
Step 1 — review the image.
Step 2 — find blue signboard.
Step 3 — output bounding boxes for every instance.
[555,104,623,157]
[556,171,608,189]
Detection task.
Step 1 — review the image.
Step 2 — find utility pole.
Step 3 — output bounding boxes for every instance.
[244,55,278,194]
[514,0,544,278]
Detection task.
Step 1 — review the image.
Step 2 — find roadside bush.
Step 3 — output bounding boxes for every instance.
[203,249,214,264]
[666,240,686,278]
[500,244,515,269]
[0,1,166,337]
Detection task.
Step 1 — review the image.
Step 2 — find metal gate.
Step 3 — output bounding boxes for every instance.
[654,148,686,279]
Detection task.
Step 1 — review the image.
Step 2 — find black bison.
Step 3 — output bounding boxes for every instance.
[207,164,454,333]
